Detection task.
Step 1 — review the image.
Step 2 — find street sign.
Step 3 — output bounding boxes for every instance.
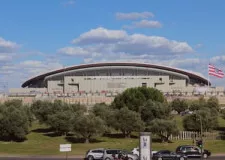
[60,144,72,152]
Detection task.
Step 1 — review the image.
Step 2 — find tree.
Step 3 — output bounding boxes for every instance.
[91,103,115,132]
[111,87,165,112]
[71,103,87,114]
[206,96,220,112]
[140,100,171,124]
[31,100,54,124]
[92,103,111,122]
[111,107,144,138]
[0,100,30,141]
[72,113,105,143]
[170,98,188,114]
[221,109,225,120]
[147,119,179,142]
[183,108,218,132]
[189,100,202,111]
[47,111,73,136]
[31,100,87,135]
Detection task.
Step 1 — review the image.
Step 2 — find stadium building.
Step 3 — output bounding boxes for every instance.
[7,62,225,105]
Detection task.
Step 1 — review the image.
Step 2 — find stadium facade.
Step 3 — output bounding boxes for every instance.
[14,62,223,94]
[6,62,225,105]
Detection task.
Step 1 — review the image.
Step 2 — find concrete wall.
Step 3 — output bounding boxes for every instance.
[2,94,225,105]
[47,80,63,93]
[61,76,187,94]
[9,88,47,94]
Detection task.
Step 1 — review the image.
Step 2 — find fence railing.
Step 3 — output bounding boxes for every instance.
[168,131,223,140]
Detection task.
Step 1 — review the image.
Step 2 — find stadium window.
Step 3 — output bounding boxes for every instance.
[142,83,147,87]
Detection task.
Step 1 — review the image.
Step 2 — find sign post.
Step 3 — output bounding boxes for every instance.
[139,132,152,160]
[60,144,72,160]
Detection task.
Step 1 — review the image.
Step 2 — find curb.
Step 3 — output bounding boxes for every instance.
[0,155,85,158]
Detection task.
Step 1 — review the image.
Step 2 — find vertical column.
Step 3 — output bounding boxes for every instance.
[140,132,152,160]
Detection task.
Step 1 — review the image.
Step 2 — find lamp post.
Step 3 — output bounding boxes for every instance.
[199,114,203,160]
[196,113,203,160]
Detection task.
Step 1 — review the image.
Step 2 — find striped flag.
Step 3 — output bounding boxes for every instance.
[208,64,224,78]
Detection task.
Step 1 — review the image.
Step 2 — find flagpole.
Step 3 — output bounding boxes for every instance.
[207,71,209,96]
[207,63,210,96]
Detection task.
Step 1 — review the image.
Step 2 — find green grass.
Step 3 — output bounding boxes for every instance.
[218,116,225,128]
[172,115,225,130]
[0,121,225,156]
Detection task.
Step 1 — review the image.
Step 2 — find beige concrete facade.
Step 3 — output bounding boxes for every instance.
[6,63,225,105]
[47,75,190,94]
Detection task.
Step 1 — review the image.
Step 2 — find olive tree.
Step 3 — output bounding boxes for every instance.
[110,107,144,138]
[147,119,179,142]
[111,87,165,112]
[0,100,31,141]
[72,113,105,143]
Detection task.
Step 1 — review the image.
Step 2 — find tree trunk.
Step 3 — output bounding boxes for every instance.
[126,131,131,138]
[122,131,126,138]
[85,138,89,143]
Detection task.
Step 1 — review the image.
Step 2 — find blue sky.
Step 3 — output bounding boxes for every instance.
[0,0,225,89]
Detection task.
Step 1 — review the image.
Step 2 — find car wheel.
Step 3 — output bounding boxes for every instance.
[179,157,185,160]
[157,158,162,160]
[88,156,94,160]
[203,153,208,159]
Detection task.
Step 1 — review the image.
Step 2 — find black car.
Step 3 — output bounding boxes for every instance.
[175,145,211,159]
[152,150,187,160]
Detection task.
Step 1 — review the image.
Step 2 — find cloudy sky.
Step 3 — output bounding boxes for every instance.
[0,0,225,90]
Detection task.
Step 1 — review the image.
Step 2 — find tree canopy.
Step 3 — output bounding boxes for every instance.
[147,119,179,142]
[72,113,105,143]
[111,87,165,112]
[183,108,218,132]
[170,98,188,114]
[0,100,31,141]
[140,100,171,124]
[110,107,144,138]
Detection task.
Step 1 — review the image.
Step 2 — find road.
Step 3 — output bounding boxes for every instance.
[0,157,224,160]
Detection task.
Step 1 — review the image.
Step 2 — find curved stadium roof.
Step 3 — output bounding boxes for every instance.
[22,62,210,87]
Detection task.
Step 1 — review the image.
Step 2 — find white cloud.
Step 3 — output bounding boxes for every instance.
[20,60,63,73]
[63,0,75,6]
[72,27,127,45]
[116,12,154,20]
[124,20,162,29]
[0,37,19,52]
[113,34,193,55]
[69,27,193,57]
[134,20,162,28]
[58,47,91,56]
[195,43,203,49]
[211,55,225,63]
[0,55,12,62]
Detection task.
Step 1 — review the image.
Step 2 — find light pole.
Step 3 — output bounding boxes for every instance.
[199,114,203,160]
[196,113,203,160]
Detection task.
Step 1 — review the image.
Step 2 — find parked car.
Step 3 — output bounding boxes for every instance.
[85,148,104,160]
[152,150,187,160]
[131,147,157,156]
[175,145,211,159]
[103,149,139,160]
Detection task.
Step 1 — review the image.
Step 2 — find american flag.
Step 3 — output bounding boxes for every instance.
[208,64,224,78]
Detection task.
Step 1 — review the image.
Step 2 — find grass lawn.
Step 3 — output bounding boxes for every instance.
[0,121,225,156]
[218,116,225,128]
